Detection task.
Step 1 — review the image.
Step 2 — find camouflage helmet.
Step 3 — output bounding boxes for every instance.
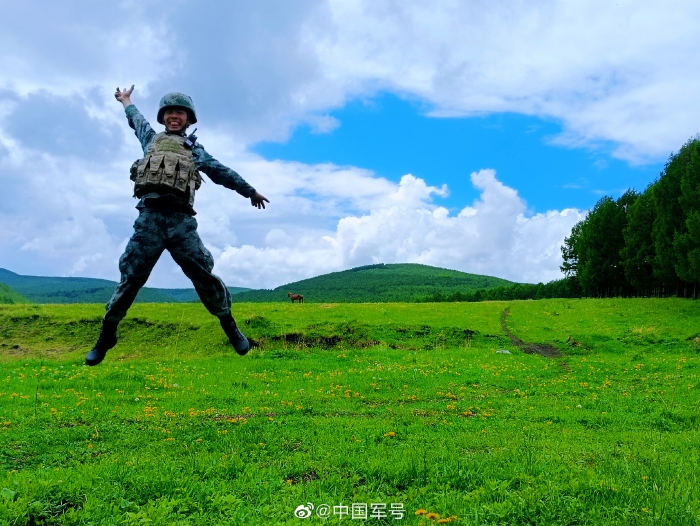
[157,92,197,125]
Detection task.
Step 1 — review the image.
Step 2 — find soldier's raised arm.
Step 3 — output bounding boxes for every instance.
[115,85,155,154]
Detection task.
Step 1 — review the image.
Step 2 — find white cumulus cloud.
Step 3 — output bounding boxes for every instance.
[212,169,584,288]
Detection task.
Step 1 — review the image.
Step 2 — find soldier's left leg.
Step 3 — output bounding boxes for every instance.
[167,213,249,355]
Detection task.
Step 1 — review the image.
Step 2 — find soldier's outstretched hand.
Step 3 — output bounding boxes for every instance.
[115,85,135,106]
[250,192,269,210]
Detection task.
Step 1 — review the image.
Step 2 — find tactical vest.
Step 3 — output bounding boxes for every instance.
[131,133,202,206]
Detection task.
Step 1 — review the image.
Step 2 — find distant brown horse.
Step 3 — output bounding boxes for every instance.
[288,292,304,303]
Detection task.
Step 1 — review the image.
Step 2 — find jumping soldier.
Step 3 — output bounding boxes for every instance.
[85,86,269,366]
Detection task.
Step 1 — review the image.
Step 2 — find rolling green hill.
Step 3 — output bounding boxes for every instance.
[0,268,249,304]
[232,263,516,303]
[0,282,30,304]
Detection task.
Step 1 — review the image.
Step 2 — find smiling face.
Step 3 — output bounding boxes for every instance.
[163,108,188,132]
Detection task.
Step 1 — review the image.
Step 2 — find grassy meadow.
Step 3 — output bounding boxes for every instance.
[0,299,699,525]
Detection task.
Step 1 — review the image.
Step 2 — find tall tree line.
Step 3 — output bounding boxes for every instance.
[561,137,700,298]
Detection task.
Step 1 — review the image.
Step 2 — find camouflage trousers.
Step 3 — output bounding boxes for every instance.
[104,208,231,323]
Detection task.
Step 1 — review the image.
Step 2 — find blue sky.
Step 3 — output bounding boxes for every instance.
[0,1,698,288]
[255,93,665,214]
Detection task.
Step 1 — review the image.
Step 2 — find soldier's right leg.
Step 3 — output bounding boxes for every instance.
[86,210,166,366]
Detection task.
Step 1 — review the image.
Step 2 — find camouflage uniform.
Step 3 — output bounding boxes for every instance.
[103,104,256,324]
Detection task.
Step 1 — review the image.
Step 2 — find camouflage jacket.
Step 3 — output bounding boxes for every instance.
[124,104,256,213]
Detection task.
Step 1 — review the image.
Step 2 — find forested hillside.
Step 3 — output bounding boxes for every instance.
[0,268,248,304]
[560,137,700,298]
[0,283,29,304]
[231,263,514,303]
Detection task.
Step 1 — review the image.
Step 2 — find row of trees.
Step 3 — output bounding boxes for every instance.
[561,138,700,298]
[416,279,581,303]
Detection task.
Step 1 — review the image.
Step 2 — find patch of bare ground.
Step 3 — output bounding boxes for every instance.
[286,470,321,485]
[0,343,77,358]
[501,307,560,358]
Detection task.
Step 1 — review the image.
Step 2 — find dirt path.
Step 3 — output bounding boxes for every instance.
[500,307,560,358]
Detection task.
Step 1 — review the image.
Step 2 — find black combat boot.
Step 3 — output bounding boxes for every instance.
[219,314,250,356]
[85,321,118,366]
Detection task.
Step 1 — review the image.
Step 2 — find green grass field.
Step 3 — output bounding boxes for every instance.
[0,284,28,305]
[0,299,699,525]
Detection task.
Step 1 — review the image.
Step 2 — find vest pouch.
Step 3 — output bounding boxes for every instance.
[147,154,164,183]
[129,160,140,182]
[163,153,179,182]
[134,159,148,184]
[175,159,193,192]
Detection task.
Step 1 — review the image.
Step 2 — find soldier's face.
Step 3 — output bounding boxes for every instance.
[164,108,188,132]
